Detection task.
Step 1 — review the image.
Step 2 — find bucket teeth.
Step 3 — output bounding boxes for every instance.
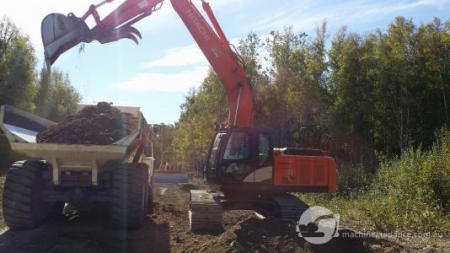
[93,25,142,45]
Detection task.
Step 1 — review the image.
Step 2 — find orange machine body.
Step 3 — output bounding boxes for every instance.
[273,150,336,193]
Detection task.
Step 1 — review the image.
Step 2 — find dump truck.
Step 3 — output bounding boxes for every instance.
[0,104,155,230]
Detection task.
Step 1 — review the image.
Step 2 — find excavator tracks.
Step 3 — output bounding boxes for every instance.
[188,191,309,232]
[270,193,309,221]
[189,190,223,232]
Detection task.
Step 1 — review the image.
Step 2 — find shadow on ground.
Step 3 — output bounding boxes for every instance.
[0,213,170,253]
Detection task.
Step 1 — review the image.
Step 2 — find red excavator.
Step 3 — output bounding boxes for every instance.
[41,0,337,231]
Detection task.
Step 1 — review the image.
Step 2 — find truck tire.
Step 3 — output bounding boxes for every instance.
[111,163,148,229]
[2,160,46,229]
[0,135,13,169]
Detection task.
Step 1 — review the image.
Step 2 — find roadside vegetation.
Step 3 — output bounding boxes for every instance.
[301,128,450,234]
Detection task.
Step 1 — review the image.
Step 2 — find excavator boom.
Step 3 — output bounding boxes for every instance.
[42,0,254,127]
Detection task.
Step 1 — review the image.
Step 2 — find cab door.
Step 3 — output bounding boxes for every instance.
[204,131,225,183]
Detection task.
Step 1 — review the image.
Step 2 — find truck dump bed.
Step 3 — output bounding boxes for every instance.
[0,104,154,185]
[0,104,55,143]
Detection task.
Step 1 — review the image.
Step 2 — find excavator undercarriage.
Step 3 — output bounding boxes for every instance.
[189,190,310,232]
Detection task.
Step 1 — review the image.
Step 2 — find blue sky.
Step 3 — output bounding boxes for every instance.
[1,0,449,124]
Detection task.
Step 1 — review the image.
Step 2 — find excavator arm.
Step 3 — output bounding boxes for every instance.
[42,0,254,127]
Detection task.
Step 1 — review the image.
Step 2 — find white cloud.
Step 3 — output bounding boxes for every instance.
[143,44,208,67]
[111,66,209,92]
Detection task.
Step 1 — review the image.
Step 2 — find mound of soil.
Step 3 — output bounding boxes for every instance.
[36,102,137,145]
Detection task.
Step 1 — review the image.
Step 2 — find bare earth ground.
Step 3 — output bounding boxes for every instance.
[0,176,448,253]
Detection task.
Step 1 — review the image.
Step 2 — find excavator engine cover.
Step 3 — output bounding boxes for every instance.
[41,13,90,69]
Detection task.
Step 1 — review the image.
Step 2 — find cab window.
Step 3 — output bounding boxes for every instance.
[223,132,250,160]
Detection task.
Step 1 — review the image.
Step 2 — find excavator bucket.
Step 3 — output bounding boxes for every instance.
[41,13,90,69]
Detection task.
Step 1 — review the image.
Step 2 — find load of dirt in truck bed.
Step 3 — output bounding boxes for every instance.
[36,102,138,144]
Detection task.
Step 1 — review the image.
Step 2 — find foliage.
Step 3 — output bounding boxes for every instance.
[34,66,82,122]
[335,163,374,197]
[0,17,37,112]
[329,17,450,157]
[152,123,176,170]
[172,70,227,170]
[0,17,81,122]
[365,128,450,232]
[300,129,450,234]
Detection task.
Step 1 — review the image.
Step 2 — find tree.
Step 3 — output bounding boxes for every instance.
[263,26,308,147]
[172,69,227,169]
[152,123,176,170]
[0,17,37,111]
[34,66,82,122]
[237,32,269,95]
[171,16,450,170]
[413,18,450,148]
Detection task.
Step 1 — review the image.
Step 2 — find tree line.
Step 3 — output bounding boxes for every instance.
[173,16,450,171]
[0,17,81,122]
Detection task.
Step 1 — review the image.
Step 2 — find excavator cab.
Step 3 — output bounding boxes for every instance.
[204,127,274,187]
[205,126,337,195]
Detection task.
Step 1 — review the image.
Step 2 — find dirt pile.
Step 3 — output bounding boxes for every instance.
[187,213,370,253]
[191,214,306,252]
[36,102,137,145]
